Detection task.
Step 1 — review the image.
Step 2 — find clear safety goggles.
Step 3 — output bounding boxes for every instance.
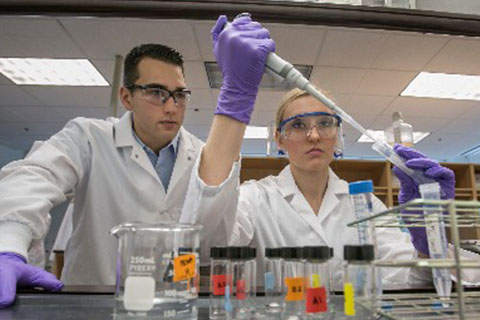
[126,83,191,107]
[278,111,342,141]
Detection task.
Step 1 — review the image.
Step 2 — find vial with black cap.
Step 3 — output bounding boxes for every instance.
[210,247,229,319]
[264,247,283,315]
[226,246,252,319]
[282,247,305,318]
[342,245,375,319]
[303,246,332,319]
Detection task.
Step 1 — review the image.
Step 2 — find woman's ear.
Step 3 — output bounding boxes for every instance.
[275,130,285,153]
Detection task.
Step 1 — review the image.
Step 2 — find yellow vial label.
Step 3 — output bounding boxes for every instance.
[344,282,355,316]
[312,274,321,288]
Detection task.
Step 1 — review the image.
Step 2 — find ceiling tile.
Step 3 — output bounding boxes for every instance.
[249,110,276,127]
[425,37,480,75]
[345,95,394,115]
[265,23,326,65]
[23,86,110,107]
[0,17,83,58]
[90,59,116,85]
[60,17,201,61]
[183,109,214,126]
[189,89,215,110]
[0,107,25,123]
[316,28,387,68]
[310,67,366,94]
[22,122,67,136]
[183,124,210,140]
[382,96,475,119]
[0,86,42,106]
[184,61,209,89]
[355,70,417,96]
[371,33,448,71]
[52,106,111,121]
[254,90,290,112]
[193,21,217,61]
[4,106,65,122]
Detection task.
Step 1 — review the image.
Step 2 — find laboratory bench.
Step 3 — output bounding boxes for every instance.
[5,285,478,320]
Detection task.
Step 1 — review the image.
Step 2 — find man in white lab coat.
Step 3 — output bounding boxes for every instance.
[0,44,204,307]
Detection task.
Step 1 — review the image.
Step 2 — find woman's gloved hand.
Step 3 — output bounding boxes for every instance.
[393,144,455,255]
[211,14,275,124]
[0,252,63,308]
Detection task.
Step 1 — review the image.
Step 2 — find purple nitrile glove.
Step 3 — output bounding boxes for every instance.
[0,252,63,308]
[393,144,455,255]
[212,14,275,124]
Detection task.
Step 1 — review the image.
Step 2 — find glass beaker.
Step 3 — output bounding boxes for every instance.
[110,221,202,320]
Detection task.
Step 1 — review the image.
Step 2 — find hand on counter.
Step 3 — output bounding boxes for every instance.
[0,252,63,308]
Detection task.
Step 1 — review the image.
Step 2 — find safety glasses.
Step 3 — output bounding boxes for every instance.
[278,111,341,141]
[126,83,191,107]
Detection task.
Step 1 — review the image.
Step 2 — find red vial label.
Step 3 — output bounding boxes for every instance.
[306,287,327,313]
[212,274,226,295]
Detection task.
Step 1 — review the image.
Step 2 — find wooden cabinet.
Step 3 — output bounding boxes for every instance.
[240,157,480,239]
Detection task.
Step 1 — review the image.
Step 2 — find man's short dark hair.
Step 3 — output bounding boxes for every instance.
[123,44,185,86]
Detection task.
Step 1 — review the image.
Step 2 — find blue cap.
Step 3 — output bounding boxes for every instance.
[349,180,374,194]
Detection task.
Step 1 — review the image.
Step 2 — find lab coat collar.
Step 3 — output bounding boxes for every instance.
[277,165,349,199]
[113,111,135,148]
[277,165,349,238]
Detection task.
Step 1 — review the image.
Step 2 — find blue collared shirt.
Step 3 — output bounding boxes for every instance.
[132,130,180,191]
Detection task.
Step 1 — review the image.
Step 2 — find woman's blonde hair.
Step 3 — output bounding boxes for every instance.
[275,88,310,132]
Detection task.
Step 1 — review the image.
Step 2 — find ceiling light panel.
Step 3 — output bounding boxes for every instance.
[401,72,480,101]
[0,58,109,86]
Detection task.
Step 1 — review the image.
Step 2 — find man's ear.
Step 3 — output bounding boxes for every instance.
[120,86,133,111]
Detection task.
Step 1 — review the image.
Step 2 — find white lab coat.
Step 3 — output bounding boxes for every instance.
[0,111,204,285]
[182,157,428,289]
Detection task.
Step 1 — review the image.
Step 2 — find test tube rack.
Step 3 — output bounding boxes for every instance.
[347,199,480,320]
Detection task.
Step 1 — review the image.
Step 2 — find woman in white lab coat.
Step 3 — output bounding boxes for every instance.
[181,15,454,288]
[183,89,430,288]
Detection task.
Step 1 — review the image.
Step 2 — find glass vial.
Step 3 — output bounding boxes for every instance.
[385,111,414,148]
[342,245,375,320]
[303,246,331,320]
[210,247,228,319]
[264,248,283,315]
[282,247,305,318]
[226,247,251,319]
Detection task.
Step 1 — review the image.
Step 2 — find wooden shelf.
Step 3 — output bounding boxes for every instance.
[240,157,480,239]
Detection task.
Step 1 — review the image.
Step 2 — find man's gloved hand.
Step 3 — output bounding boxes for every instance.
[0,252,63,308]
[212,14,275,124]
[393,144,455,255]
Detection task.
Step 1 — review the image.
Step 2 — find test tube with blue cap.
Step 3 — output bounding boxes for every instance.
[348,180,382,303]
